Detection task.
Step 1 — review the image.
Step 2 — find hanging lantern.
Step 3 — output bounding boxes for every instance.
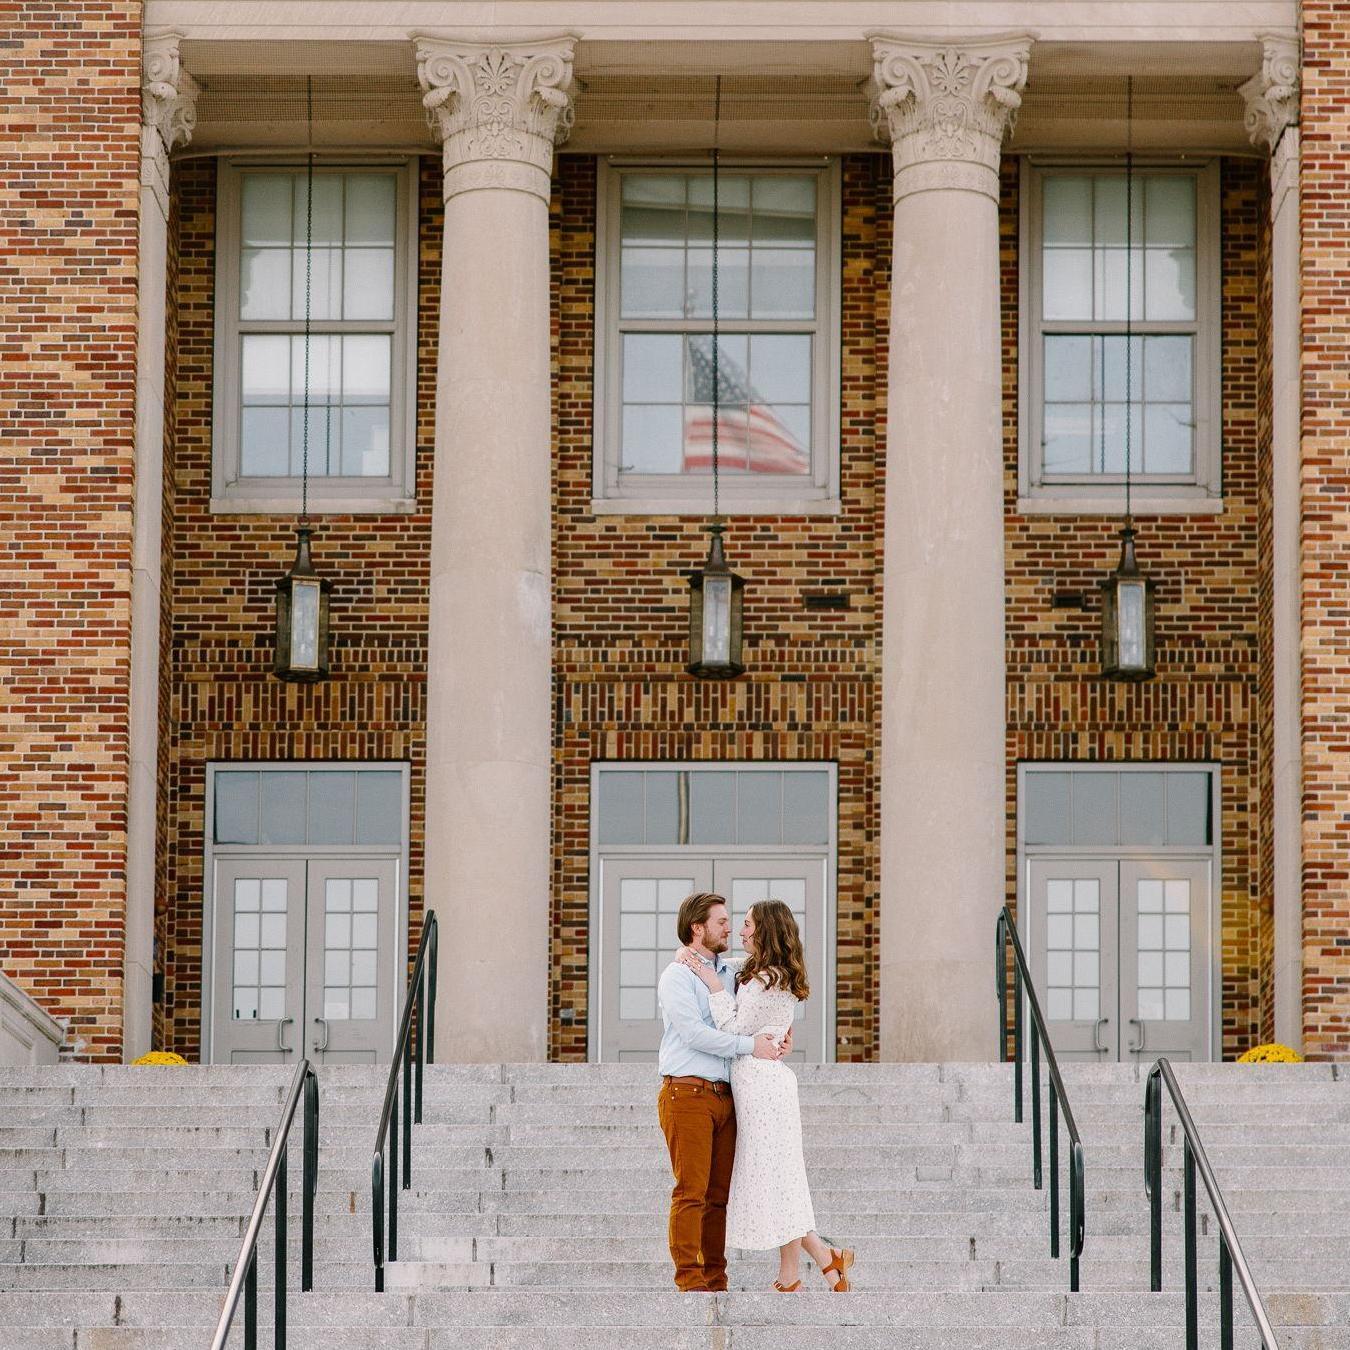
[688,523,744,678]
[1099,524,1156,681]
[275,525,331,682]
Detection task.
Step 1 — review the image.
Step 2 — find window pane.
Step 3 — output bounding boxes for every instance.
[260,771,307,845]
[1024,772,1071,845]
[689,771,735,845]
[215,773,259,844]
[748,334,812,405]
[240,407,291,477]
[1144,176,1195,249]
[783,771,829,845]
[621,247,684,318]
[290,333,339,402]
[340,406,390,477]
[1044,336,1092,402]
[242,174,293,246]
[342,248,394,321]
[598,772,645,844]
[1144,246,1195,321]
[622,334,683,404]
[644,772,680,845]
[1042,248,1092,321]
[749,248,814,319]
[342,335,391,402]
[241,335,290,402]
[688,246,750,319]
[1042,176,1091,246]
[293,245,343,321]
[621,174,686,244]
[240,248,292,320]
[1144,403,1193,475]
[309,772,356,845]
[1071,772,1117,845]
[1119,772,1166,846]
[294,174,343,246]
[1043,403,1092,475]
[736,772,782,844]
[344,175,396,245]
[688,175,750,243]
[751,176,816,244]
[621,405,684,474]
[356,771,402,844]
[1166,773,1211,845]
[1144,335,1192,404]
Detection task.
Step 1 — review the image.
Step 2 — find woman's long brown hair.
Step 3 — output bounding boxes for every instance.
[736,899,810,1000]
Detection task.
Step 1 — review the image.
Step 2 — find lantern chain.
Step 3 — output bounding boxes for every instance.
[711,75,722,523]
[301,77,314,526]
[1124,75,1133,526]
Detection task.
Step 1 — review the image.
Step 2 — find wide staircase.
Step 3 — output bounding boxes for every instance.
[3,1060,1350,1347]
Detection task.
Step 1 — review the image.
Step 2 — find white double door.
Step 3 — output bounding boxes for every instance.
[598,856,828,1062]
[209,855,399,1065]
[1026,857,1212,1062]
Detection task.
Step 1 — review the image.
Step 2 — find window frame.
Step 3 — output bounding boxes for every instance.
[592,158,842,516]
[1018,157,1222,514]
[211,158,420,515]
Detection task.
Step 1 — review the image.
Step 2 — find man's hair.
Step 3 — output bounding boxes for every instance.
[677,891,727,946]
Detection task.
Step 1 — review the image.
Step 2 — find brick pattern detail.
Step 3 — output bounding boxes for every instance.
[0,6,144,1060]
[158,158,440,1056]
[1299,6,1350,1058]
[1001,159,1268,1059]
[549,155,889,1060]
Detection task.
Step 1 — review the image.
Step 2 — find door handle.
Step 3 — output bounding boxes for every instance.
[275,1016,294,1054]
[1129,1018,1147,1054]
[313,1017,330,1053]
[1092,1017,1110,1055]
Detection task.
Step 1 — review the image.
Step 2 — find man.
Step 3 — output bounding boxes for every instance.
[656,892,787,1293]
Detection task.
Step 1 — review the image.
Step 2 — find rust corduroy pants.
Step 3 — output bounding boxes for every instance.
[657,1076,738,1291]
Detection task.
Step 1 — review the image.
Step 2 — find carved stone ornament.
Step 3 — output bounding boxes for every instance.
[414,36,577,202]
[868,36,1031,201]
[1240,32,1301,154]
[142,33,199,156]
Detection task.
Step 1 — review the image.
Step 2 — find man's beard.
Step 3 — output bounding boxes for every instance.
[705,934,729,954]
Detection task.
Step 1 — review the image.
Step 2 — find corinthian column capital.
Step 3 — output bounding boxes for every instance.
[141,32,198,215]
[868,35,1031,202]
[414,35,577,203]
[1240,32,1301,155]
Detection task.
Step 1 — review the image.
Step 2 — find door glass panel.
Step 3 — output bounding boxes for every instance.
[216,773,260,844]
[1119,772,1166,845]
[598,772,645,844]
[309,772,356,844]
[1137,877,1192,1020]
[782,771,830,845]
[689,772,735,844]
[1072,774,1117,845]
[1045,878,1099,1021]
[355,772,402,844]
[260,771,307,845]
[1025,772,1071,845]
[736,772,782,843]
[729,878,809,1021]
[323,877,380,1021]
[1166,773,1211,844]
[232,877,288,1020]
[618,875,694,1023]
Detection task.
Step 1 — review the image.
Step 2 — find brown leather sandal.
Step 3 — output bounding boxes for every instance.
[821,1246,855,1292]
[773,1279,801,1293]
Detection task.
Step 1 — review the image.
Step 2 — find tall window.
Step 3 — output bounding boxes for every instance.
[1020,162,1220,508]
[212,161,418,512]
[594,163,840,512]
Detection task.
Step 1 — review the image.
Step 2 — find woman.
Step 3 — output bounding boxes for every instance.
[676,899,855,1293]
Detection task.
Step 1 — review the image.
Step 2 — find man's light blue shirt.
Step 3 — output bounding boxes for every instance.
[657,951,755,1081]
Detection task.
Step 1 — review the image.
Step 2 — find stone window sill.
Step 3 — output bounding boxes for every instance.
[210,496,420,517]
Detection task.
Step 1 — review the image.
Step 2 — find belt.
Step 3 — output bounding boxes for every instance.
[662,1075,731,1094]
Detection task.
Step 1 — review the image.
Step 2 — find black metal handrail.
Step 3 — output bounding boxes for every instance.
[371,909,437,1292]
[996,905,1086,1291]
[1144,1058,1278,1350]
[211,1058,318,1350]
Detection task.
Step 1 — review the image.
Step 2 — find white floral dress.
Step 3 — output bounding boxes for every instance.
[708,975,816,1250]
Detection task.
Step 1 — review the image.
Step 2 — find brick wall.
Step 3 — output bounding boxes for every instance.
[158,158,440,1056]
[1001,158,1268,1059]
[0,4,143,1060]
[1298,5,1350,1058]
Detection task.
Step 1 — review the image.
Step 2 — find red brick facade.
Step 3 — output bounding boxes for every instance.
[1298,4,1350,1059]
[0,3,143,1060]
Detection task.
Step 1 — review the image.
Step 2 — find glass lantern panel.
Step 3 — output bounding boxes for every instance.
[1117,580,1146,669]
[701,575,732,664]
[289,579,321,670]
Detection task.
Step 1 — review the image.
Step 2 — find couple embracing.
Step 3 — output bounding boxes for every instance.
[655,891,855,1293]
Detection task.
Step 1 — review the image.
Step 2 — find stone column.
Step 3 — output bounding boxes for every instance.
[124,35,197,1060]
[869,36,1030,1061]
[416,36,575,1061]
[1242,35,1303,1051]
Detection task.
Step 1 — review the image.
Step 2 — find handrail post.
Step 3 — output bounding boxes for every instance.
[1069,1141,1083,1293]
[1146,1067,1162,1293]
[427,916,438,1064]
[996,911,1008,1063]
[414,972,425,1124]
[1030,1027,1042,1190]
[402,1018,413,1188]
[1049,1082,1060,1259]
[1184,1139,1198,1350]
[372,1153,386,1293]
[244,1247,257,1350]
[302,1067,317,1293]
[1013,963,1024,1124]
[390,1085,399,1261]
[274,1145,287,1350]
[1220,1234,1234,1350]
